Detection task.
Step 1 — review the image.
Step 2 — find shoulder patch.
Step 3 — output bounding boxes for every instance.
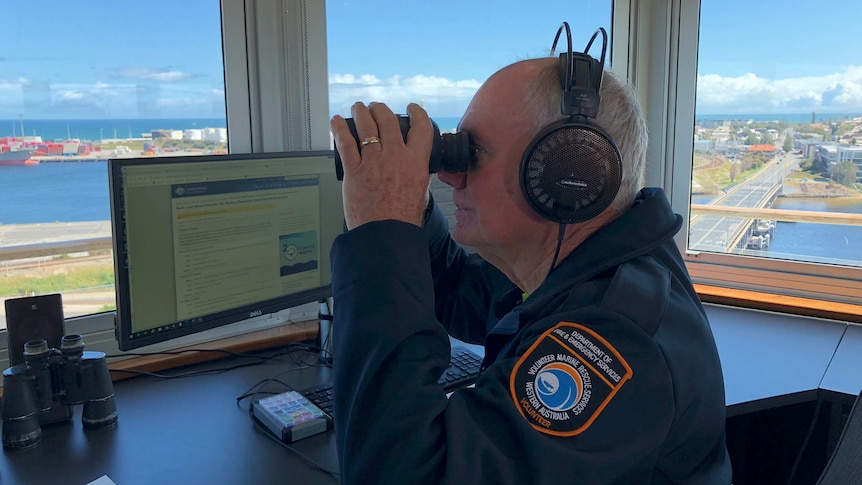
[509,322,633,436]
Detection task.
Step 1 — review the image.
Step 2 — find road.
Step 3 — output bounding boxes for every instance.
[0,221,112,247]
[689,151,800,253]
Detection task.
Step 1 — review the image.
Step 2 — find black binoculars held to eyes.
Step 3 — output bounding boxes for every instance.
[1,335,118,450]
[334,115,472,180]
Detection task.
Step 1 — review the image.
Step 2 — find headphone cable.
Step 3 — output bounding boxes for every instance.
[547,223,566,279]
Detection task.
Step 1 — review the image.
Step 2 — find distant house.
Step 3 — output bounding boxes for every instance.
[693,139,713,152]
[747,144,776,153]
[816,144,862,183]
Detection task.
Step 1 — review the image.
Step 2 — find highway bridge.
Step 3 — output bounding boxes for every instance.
[688,152,798,254]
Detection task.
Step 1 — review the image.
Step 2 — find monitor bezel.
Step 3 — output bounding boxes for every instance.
[108,150,337,351]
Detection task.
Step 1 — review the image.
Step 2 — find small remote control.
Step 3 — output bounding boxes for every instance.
[252,390,329,443]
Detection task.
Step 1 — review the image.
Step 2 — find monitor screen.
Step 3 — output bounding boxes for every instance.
[108,151,343,351]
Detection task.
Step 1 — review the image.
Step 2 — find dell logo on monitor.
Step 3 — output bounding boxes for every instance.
[249,310,263,318]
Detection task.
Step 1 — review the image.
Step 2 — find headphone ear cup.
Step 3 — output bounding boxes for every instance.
[520,121,622,224]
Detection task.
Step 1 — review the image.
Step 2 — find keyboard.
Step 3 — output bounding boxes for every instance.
[299,346,483,420]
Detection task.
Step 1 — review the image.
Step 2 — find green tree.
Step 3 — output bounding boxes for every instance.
[783,135,793,152]
[831,160,859,186]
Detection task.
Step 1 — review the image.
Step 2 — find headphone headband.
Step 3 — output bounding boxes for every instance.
[518,23,622,225]
[552,24,608,119]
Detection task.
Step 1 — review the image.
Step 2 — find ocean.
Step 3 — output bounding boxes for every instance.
[694,113,862,124]
[4,113,861,143]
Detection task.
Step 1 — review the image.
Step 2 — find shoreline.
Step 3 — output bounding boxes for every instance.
[694,178,862,200]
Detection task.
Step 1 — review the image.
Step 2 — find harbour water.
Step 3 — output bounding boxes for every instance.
[2,161,860,266]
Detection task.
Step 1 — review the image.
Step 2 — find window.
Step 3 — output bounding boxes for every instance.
[0,2,233,357]
[624,0,862,306]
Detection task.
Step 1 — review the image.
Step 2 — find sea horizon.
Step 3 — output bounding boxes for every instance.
[5,112,861,143]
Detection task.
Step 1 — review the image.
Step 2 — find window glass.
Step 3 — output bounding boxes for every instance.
[0,0,227,330]
[693,1,862,268]
[326,0,612,231]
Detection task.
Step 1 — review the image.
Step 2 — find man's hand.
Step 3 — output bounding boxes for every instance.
[331,102,433,230]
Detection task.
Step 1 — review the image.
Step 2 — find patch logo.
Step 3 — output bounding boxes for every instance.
[509,322,633,436]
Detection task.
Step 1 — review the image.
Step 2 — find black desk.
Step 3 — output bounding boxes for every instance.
[0,349,339,485]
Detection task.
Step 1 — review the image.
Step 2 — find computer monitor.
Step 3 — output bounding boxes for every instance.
[108,150,343,351]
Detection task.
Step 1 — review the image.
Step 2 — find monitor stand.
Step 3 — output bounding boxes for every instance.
[318,297,334,363]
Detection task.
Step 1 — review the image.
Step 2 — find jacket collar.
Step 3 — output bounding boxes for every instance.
[520,187,682,323]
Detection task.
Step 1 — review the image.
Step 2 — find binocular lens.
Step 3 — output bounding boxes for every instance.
[333,115,471,180]
[1,369,43,449]
[2,416,42,450]
[81,353,119,429]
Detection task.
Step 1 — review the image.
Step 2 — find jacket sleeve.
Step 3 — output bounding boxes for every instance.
[423,199,514,344]
[330,220,677,485]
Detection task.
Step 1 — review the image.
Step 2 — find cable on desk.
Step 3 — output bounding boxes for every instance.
[106,347,286,360]
[235,370,340,482]
[108,344,332,379]
[251,416,340,482]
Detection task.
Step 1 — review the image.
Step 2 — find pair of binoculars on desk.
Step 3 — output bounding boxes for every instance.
[1,335,118,450]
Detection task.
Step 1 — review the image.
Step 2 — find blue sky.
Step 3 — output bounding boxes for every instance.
[1,0,860,120]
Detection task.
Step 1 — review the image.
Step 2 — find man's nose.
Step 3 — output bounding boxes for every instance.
[437,169,466,189]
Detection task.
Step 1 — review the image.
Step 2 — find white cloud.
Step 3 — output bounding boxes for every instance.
[697,65,862,113]
[57,90,85,101]
[148,70,194,83]
[329,72,481,117]
[115,67,194,83]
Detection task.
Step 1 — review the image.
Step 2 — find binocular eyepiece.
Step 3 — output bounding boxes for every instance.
[334,115,471,180]
[1,335,118,450]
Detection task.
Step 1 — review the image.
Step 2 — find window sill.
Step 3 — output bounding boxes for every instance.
[695,284,862,324]
[107,320,320,381]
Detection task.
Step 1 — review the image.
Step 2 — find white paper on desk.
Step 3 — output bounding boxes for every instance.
[86,476,117,485]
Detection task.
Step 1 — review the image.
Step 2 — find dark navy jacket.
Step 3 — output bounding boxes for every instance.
[330,188,731,484]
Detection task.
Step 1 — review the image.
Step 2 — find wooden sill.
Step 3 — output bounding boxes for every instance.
[0,291,857,399]
[107,320,319,382]
[0,321,319,399]
[695,284,862,324]
[105,286,862,381]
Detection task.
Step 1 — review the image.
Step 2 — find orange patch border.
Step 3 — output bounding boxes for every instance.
[509,322,633,436]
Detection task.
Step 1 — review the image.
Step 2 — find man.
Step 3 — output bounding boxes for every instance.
[329,56,731,484]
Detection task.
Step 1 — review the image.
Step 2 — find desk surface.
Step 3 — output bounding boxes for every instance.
[1,349,339,485]
[705,304,847,415]
[821,323,862,397]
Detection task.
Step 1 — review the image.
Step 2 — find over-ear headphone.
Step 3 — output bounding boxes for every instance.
[520,23,622,224]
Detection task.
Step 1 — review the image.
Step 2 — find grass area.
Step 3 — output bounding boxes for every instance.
[0,265,114,297]
[693,156,778,193]
[693,159,734,192]
[693,154,714,168]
